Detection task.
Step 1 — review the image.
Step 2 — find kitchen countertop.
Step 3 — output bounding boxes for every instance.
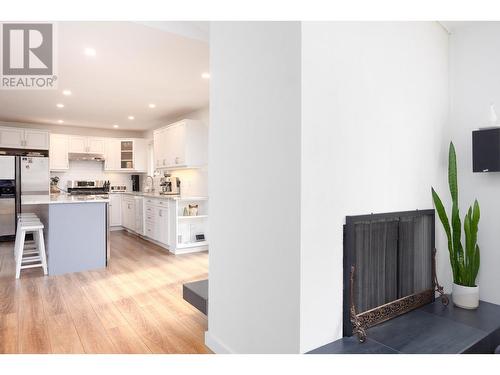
[22,194,110,205]
[111,191,208,201]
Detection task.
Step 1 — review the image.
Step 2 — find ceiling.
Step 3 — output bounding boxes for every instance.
[0,21,209,131]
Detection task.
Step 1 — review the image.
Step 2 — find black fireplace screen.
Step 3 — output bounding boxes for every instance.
[343,210,436,339]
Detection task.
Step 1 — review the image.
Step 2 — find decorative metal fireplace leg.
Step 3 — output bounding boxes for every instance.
[432,248,449,306]
[349,265,367,343]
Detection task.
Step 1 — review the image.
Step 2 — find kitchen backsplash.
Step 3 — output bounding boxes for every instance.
[51,160,208,196]
[51,160,139,192]
[152,166,208,196]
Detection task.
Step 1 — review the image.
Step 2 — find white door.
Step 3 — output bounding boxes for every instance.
[169,122,186,166]
[109,194,122,226]
[104,139,121,170]
[163,126,174,166]
[133,138,148,172]
[49,134,69,170]
[0,127,24,148]
[24,130,49,150]
[156,207,169,245]
[69,136,87,153]
[153,130,162,168]
[88,138,105,154]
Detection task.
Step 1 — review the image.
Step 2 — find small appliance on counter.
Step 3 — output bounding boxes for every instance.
[131,175,140,192]
[67,180,110,195]
[159,173,181,195]
[110,185,127,192]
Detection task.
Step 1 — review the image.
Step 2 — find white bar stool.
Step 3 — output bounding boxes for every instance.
[14,216,48,279]
[14,213,40,258]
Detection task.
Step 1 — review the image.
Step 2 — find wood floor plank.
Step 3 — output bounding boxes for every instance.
[0,313,19,353]
[0,230,210,354]
[18,278,51,353]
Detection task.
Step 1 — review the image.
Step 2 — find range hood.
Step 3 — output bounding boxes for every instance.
[68,152,105,161]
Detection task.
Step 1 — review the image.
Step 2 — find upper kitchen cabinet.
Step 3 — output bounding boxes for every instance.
[104,138,148,173]
[153,119,208,170]
[49,134,69,171]
[0,127,49,150]
[69,136,105,154]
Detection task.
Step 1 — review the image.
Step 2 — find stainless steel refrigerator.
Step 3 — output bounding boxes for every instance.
[0,154,49,239]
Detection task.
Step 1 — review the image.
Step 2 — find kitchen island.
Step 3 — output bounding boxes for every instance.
[21,194,109,275]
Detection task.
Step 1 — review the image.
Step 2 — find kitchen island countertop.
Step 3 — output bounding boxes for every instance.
[21,194,110,205]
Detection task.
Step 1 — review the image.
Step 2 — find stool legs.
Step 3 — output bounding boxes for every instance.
[38,229,48,275]
[15,229,26,279]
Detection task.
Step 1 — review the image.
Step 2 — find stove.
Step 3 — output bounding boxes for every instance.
[67,180,110,195]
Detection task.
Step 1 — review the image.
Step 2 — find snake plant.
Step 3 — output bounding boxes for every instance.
[431,142,480,287]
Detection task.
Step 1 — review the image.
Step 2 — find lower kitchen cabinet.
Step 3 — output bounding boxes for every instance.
[121,195,136,231]
[109,193,122,227]
[144,198,169,246]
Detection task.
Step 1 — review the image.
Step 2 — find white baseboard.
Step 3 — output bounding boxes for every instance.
[205,331,233,354]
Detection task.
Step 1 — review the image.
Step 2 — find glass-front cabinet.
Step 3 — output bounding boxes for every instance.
[120,140,134,169]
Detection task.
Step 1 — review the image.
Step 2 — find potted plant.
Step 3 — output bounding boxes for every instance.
[431,142,481,309]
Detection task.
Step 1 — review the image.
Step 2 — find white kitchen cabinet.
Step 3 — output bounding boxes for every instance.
[153,119,207,170]
[68,136,87,153]
[134,196,144,235]
[0,127,24,148]
[87,138,105,154]
[49,134,69,170]
[143,198,169,246]
[104,138,121,171]
[69,136,105,154]
[109,194,122,227]
[155,206,169,245]
[24,129,50,150]
[133,138,148,173]
[121,195,136,231]
[0,127,49,150]
[104,138,147,173]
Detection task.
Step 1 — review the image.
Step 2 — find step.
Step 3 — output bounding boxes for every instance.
[182,279,208,315]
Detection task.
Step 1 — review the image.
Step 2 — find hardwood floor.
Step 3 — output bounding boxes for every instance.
[0,230,210,354]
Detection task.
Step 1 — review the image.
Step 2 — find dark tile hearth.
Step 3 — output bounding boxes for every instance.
[308,296,500,354]
[308,337,398,354]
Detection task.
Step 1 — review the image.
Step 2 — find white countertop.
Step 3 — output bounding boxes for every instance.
[22,194,110,205]
[112,191,208,201]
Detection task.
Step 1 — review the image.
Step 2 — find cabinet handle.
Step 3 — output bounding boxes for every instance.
[159,210,162,217]
[163,159,166,165]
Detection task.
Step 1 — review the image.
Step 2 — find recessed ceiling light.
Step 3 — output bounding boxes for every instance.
[201,72,210,79]
[148,104,156,109]
[56,103,64,108]
[57,120,64,124]
[113,124,119,128]
[128,116,135,120]
[62,90,72,96]
[84,47,96,57]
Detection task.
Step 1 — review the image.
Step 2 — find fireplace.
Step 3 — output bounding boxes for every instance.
[343,209,447,342]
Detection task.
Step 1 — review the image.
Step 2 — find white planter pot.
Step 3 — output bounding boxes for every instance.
[452,283,479,309]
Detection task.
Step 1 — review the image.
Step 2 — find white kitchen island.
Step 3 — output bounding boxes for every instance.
[21,194,109,275]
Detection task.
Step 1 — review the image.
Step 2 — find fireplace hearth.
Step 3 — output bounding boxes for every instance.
[343,209,447,342]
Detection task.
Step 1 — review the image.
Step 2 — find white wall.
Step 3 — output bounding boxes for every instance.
[300,22,450,352]
[208,22,302,353]
[449,22,500,306]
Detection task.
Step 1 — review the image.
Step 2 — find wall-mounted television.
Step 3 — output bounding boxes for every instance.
[473,128,500,172]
